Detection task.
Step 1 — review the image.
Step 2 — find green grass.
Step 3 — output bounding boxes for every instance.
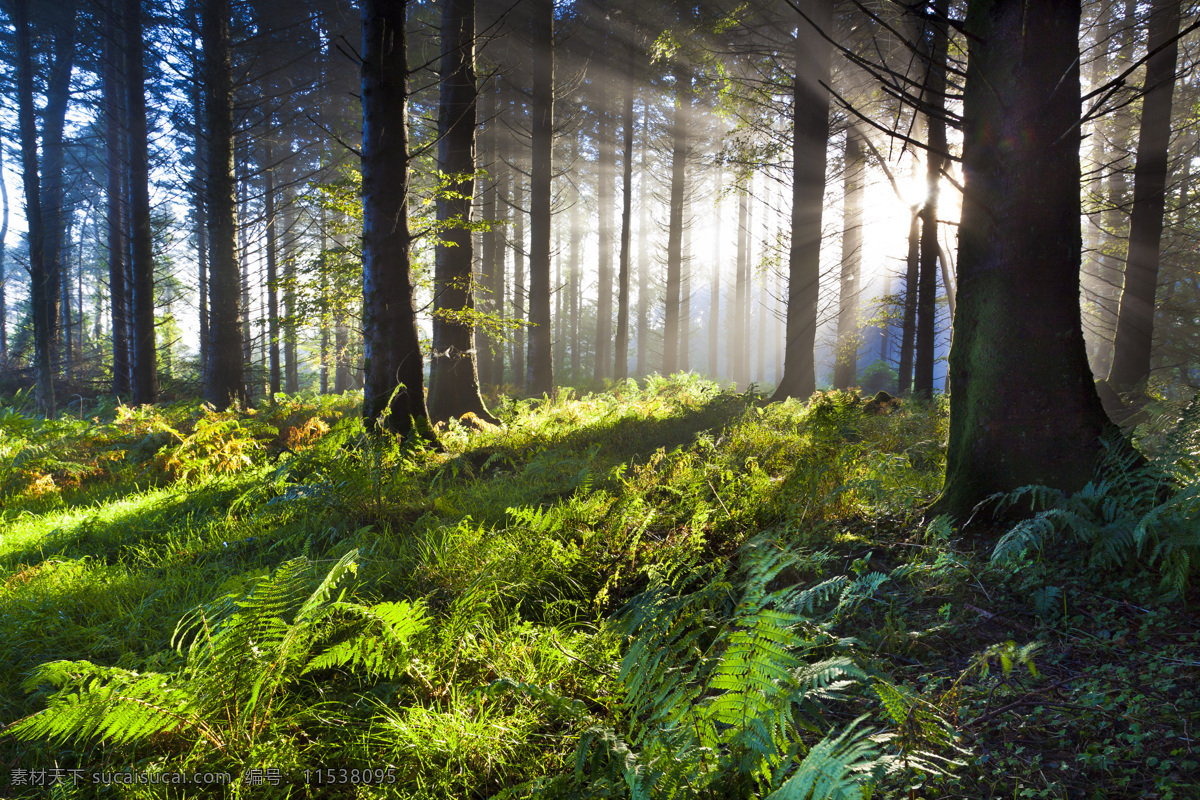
[0,377,1195,799]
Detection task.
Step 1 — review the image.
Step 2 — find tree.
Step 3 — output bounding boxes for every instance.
[613,22,636,381]
[935,0,1115,518]
[104,0,131,395]
[428,0,497,424]
[203,0,246,409]
[772,0,833,402]
[1106,0,1183,393]
[360,0,432,436]
[662,60,691,375]
[0,133,9,361]
[125,0,158,404]
[525,0,554,395]
[833,127,864,390]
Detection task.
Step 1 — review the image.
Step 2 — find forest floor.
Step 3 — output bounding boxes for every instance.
[0,375,1196,799]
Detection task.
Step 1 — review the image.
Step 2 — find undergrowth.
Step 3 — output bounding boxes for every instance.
[0,377,1195,799]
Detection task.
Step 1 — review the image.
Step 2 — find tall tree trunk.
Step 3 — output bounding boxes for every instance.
[569,146,581,380]
[708,176,721,379]
[477,76,499,390]
[512,178,526,387]
[773,1,833,401]
[41,4,77,381]
[635,105,649,377]
[898,194,920,393]
[662,61,690,375]
[125,0,157,404]
[680,195,691,373]
[936,0,1114,519]
[0,140,7,361]
[203,0,245,409]
[914,3,948,401]
[283,178,299,393]
[264,140,281,397]
[525,0,554,395]
[105,0,130,395]
[360,0,432,436]
[191,0,208,387]
[492,99,509,388]
[731,189,749,389]
[1106,0,1182,391]
[614,42,636,382]
[594,91,614,383]
[62,216,73,375]
[13,0,54,415]
[834,127,864,390]
[429,0,497,423]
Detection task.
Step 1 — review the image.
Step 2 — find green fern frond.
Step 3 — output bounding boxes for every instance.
[765,717,888,800]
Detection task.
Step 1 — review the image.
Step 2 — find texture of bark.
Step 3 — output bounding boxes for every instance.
[428,0,497,423]
[662,61,690,375]
[833,128,864,390]
[773,0,833,401]
[360,0,432,436]
[936,0,1115,519]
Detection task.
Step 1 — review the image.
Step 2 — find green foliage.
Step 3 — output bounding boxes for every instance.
[990,396,1200,593]
[9,550,426,778]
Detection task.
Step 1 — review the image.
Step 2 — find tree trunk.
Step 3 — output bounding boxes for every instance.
[614,42,636,382]
[477,76,499,390]
[360,0,432,436]
[202,0,245,409]
[914,3,948,401]
[773,1,833,401]
[936,0,1114,519]
[525,0,554,396]
[13,0,54,415]
[191,0,208,387]
[898,195,919,394]
[662,61,690,375]
[593,92,613,384]
[680,195,691,373]
[569,144,581,380]
[708,176,721,379]
[635,104,649,377]
[429,0,497,423]
[283,179,299,393]
[1106,0,1182,391]
[41,5,76,381]
[0,140,7,361]
[104,0,131,395]
[731,189,749,389]
[125,0,157,404]
[264,140,281,397]
[512,178,526,388]
[833,128,864,390]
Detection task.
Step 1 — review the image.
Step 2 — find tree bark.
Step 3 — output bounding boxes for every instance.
[477,76,499,390]
[773,1,833,401]
[360,0,432,437]
[1106,0,1182,391]
[428,0,497,423]
[614,39,636,381]
[732,189,749,389]
[662,61,690,375]
[13,0,54,414]
[104,0,131,395]
[935,0,1115,519]
[512,178,526,387]
[41,4,76,381]
[525,0,554,395]
[264,140,281,397]
[125,0,157,404]
[635,104,649,377]
[570,140,582,380]
[202,0,245,409]
[708,175,721,379]
[0,139,7,361]
[593,89,613,383]
[834,127,864,390]
[914,2,948,401]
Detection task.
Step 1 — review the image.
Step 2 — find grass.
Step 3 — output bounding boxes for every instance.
[0,375,1195,798]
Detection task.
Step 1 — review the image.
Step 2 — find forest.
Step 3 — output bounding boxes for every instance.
[0,0,1198,797]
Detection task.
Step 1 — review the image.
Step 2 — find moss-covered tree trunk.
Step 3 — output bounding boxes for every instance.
[772,0,832,401]
[1106,0,1182,392]
[360,0,432,437]
[935,0,1114,519]
[428,0,496,424]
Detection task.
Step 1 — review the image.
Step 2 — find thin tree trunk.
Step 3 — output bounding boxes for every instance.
[0,140,7,361]
[429,0,497,423]
[914,3,948,401]
[13,0,54,414]
[834,127,864,390]
[708,176,720,379]
[283,177,299,393]
[203,0,245,409]
[512,178,526,388]
[191,0,208,386]
[594,92,614,384]
[898,197,920,394]
[1107,0,1182,391]
[662,61,690,375]
[569,144,581,380]
[105,0,131,395]
[125,0,157,403]
[773,1,833,401]
[731,189,748,389]
[680,193,691,373]
[614,42,636,381]
[42,4,77,381]
[492,100,509,388]
[526,0,554,395]
[635,104,649,377]
[264,140,280,397]
[478,76,499,390]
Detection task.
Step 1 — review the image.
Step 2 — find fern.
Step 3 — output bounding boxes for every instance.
[10,549,426,772]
